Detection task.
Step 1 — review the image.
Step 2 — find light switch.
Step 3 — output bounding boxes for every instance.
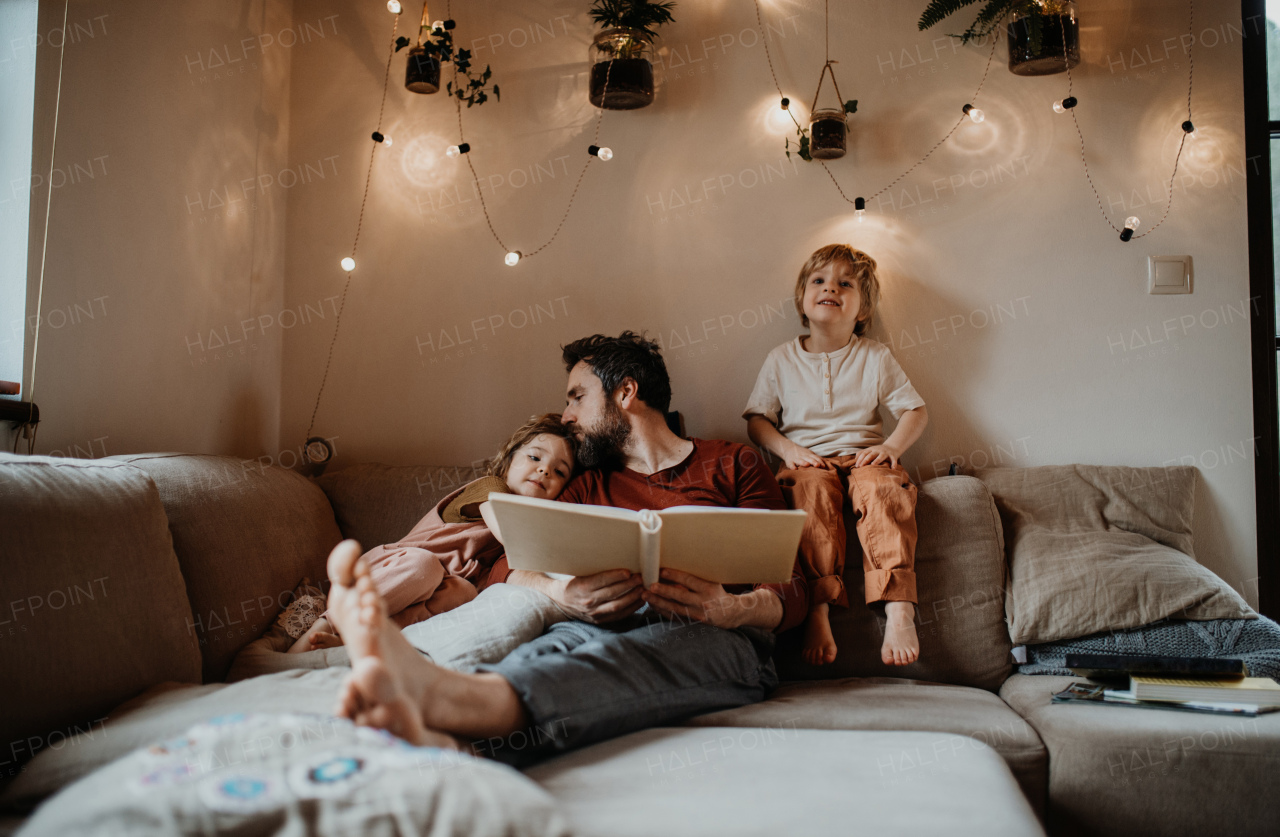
[1148,255,1192,294]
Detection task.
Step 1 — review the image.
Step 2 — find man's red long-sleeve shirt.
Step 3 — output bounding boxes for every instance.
[484,437,809,633]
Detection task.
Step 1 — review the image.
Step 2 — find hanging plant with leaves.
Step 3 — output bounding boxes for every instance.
[786,100,856,162]
[589,0,677,56]
[396,22,499,107]
[918,0,1070,50]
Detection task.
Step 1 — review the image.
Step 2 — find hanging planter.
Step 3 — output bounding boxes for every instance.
[1007,1,1079,76]
[588,1,675,110]
[918,0,1081,77]
[394,5,498,105]
[786,62,857,162]
[589,28,656,110]
[405,45,441,93]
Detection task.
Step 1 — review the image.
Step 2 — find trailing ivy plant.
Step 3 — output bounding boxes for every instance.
[918,0,1071,52]
[786,100,857,162]
[589,0,676,59]
[395,24,499,107]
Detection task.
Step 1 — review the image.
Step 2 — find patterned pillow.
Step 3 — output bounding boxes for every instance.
[16,713,568,837]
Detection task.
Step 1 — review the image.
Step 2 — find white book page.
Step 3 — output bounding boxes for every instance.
[655,508,806,584]
[487,494,643,577]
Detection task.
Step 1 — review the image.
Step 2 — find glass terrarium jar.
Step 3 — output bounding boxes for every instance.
[405,46,441,94]
[809,109,848,160]
[1007,0,1080,76]
[589,28,656,110]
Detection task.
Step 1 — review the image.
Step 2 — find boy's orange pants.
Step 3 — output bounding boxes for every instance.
[775,457,918,609]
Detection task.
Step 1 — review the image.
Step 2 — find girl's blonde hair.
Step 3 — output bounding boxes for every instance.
[793,244,880,335]
[487,413,579,479]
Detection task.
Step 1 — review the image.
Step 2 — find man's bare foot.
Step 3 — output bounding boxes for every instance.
[882,601,920,665]
[325,540,452,741]
[802,604,838,665]
[342,657,460,750]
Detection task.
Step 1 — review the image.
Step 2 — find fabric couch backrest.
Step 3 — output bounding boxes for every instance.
[0,454,202,768]
[776,475,1013,691]
[114,454,343,683]
[316,463,486,548]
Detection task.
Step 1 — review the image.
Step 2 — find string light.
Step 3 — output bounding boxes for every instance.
[780,97,789,110]
[371,131,385,143]
[588,145,613,161]
[387,1,401,13]
[340,257,355,271]
[962,103,985,123]
[432,20,445,32]
[1182,120,1197,138]
[505,251,522,266]
[1120,216,1140,242]
[854,196,865,221]
[446,142,470,157]
[1052,96,1077,113]
[383,135,393,147]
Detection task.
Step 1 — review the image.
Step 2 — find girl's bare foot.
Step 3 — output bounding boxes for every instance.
[882,601,920,665]
[309,630,343,649]
[802,604,838,665]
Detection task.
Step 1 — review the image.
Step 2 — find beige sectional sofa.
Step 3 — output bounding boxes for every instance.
[1,452,1277,835]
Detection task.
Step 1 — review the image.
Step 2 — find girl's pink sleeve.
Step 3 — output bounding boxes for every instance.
[360,543,447,618]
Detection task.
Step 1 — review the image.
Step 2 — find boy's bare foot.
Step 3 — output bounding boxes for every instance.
[882,601,920,666]
[802,603,838,665]
[325,540,455,743]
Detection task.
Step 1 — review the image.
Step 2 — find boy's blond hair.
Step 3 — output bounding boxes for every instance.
[487,413,578,479]
[793,244,880,335]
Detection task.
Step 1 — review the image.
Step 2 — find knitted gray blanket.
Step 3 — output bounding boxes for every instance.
[1019,616,1280,679]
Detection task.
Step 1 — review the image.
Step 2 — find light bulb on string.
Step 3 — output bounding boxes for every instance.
[588,145,613,161]
[446,142,470,158]
[962,104,984,123]
[383,135,393,147]
[855,197,866,222]
[780,97,790,110]
[432,20,445,32]
[340,257,355,272]
[1120,216,1140,242]
[386,0,401,13]
[1052,96,1077,114]
[505,251,522,267]
[1182,120,1197,139]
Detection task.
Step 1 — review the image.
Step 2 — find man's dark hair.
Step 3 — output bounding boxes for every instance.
[562,331,672,414]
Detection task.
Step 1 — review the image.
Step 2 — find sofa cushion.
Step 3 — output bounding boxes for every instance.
[115,454,344,683]
[315,463,486,549]
[525,727,1044,836]
[1000,674,1280,837]
[776,475,1013,691]
[687,677,1046,813]
[975,465,1252,644]
[14,712,568,837]
[0,455,201,777]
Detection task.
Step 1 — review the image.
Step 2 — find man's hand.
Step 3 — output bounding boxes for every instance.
[643,569,782,630]
[782,443,825,471]
[853,444,901,469]
[547,569,645,624]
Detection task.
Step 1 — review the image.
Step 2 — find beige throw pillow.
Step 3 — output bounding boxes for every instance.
[975,465,1253,645]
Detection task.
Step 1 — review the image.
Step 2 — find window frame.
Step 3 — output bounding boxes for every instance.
[1244,0,1278,616]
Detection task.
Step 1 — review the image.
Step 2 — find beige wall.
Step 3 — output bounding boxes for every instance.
[20,0,1261,606]
[16,0,293,460]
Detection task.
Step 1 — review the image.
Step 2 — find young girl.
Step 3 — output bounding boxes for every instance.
[289,413,577,652]
[743,244,928,667]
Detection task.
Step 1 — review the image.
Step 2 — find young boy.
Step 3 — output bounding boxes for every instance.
[744,244,928,667]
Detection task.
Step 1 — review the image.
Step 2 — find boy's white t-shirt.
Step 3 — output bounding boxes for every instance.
[743,335,925,457]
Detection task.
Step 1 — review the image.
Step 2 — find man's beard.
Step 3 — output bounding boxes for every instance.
[576,401,631,469]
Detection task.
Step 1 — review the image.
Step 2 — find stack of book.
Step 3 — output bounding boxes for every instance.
[1050,654,1280,716]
